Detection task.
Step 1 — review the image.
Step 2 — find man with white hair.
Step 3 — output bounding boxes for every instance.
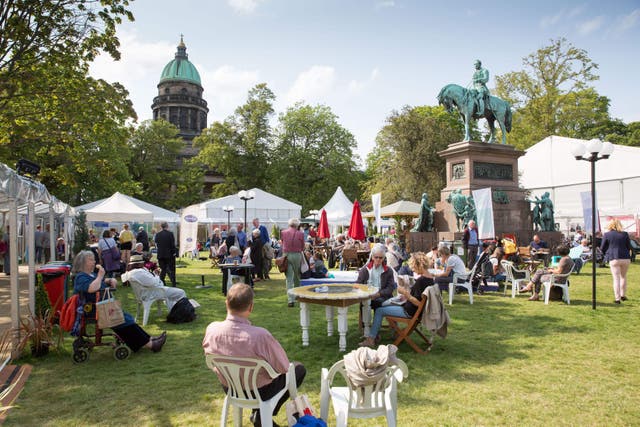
[281,218,305,307]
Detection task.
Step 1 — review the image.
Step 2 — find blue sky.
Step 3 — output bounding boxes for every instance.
[90,0,640,163]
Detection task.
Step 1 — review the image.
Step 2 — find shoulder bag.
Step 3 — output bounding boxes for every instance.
[101,238,122,272]
[96,288,125,329]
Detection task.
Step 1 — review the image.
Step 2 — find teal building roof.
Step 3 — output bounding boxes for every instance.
[159,37,202,85]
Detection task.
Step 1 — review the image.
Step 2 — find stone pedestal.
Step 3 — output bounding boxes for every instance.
[408,232,438,253]
[434,141,533,243]
[536,231,564,250]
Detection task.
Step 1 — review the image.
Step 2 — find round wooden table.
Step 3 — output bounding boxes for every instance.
[288,284,378,352]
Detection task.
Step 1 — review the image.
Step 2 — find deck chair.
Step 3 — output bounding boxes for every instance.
[501,260,530,298]
[320,358,408,427]
[517,246,532,262]
[127,278,167,326]
[543,266,574,305]
[449,263,477,305]
[205,354,298,427]
[341,248,359,270]
[384,295,431,354]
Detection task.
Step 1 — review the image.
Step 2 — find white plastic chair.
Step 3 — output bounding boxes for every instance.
[501,260,531,298]
[320,358,408,427]
[227,273,243,292]
[543,267,573,305]
[205,354,298,427]
[127,278,167,326]
[449,263,476,305]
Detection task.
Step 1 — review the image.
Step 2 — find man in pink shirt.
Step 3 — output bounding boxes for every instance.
[280,218,305,307]
[203,284,306,427]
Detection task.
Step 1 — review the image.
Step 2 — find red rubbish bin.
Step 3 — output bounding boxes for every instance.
[37,263,72,315]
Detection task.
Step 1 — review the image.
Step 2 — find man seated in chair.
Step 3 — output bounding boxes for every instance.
[120,255,187,311]
[519,245,574,301]
[203,284,306,427]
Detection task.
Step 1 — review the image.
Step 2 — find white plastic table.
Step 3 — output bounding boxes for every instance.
[288,284,378,352]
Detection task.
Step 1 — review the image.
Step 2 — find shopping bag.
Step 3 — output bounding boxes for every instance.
[275,255,288,273]
[286,394,319,426]
[96,289,125,329]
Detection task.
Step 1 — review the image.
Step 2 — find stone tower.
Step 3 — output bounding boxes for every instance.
[152,36,209,159]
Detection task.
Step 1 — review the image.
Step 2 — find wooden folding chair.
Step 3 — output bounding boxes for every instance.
[384,295,431,354]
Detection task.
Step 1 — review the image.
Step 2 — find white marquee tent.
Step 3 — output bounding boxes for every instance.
[189,188,301,229]
[319,186,353,226]
[75,192,179,223]
[519,135,640,230]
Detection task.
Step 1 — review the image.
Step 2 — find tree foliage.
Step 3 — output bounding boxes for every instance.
[192,83,274,197]
[0,0,136,204]
[494,37,609,149]
[269,103,362,214]
[362,105,463,205]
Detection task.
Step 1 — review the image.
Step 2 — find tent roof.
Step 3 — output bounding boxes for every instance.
[0,163,52,211]
[319,186,353,225]
[363,200,421,218]
[188,188,301,225]
[79,192,154,223]
[75,192,179,223]
[519,135,640,190]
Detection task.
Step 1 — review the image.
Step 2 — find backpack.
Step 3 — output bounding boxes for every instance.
[59,294,79,332]
[166,297,196,323]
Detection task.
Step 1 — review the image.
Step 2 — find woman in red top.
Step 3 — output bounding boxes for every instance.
[281,218,305,307]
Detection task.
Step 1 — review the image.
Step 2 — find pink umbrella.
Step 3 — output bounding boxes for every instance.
[347,200,366,241]
[318,209,330,239]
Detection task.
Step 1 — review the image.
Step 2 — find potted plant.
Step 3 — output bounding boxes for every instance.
[19,309,60,357]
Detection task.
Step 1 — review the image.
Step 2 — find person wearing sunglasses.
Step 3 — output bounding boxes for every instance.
[356,244,395,309]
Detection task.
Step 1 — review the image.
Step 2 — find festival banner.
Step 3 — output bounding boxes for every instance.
[179,205,200,257]
[580,191,601,233]
[372,193,381,231]
[471,188,494,239]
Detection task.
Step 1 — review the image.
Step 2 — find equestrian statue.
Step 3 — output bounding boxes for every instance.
[437,60,512,145]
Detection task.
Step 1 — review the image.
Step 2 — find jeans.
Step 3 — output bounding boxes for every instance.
[369,305,407,338]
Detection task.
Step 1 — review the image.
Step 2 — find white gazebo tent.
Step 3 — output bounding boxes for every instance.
[79,192,154,223]
[319,186,353,227]
[0,163,69,358]
[191,188,301,229]
[74,192,179,223]
[519,135,640,233]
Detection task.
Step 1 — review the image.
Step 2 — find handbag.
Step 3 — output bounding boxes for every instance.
[286,394,324,427]
[96,288,125,329]
[275,255,288,273]
[101,238,122,272]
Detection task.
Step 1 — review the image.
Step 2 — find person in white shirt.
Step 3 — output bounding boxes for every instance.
[433,245,466,289]
[121,255,187,310]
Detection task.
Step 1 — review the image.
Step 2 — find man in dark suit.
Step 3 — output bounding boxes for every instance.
[155,222,177,287]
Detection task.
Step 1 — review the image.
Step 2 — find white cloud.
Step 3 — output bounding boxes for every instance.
[577,16,605,35]
[285,66,336,105]
[375,1,395,10]
[568,5,585,18]
[540,11,564,28]
[199,65,260,122]
[347,68,379,95]
[619,9,640,31]
[227,0,263,14]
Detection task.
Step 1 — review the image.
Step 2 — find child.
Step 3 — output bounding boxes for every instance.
[311,252,329,278]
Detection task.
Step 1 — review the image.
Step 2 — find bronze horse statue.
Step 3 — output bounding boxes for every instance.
[437,84,512,144]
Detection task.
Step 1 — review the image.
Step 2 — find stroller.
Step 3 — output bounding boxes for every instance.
[71,288,131,363]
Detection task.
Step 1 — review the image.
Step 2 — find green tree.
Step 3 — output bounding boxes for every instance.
[269,103,362,214]
[494,37,609,149]
[128,119,193,208]
[362,105,463,205]
[72,210,89,255]
[0,0,136,204]
[193,83,275,196]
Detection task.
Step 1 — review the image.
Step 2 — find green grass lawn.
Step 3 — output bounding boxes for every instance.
[5,259,640,426]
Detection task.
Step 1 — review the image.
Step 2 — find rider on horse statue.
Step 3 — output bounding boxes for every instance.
[471,59,490,115]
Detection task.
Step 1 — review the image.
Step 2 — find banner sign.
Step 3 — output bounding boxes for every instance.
[471,188,494,239]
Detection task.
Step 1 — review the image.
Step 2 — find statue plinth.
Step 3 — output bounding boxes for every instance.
[434,141,533,243]
[407,232,438,253]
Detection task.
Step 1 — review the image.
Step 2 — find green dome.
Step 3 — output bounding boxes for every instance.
[159,38,202,85]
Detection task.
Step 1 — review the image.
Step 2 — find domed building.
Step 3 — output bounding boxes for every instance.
[152,36,209,158]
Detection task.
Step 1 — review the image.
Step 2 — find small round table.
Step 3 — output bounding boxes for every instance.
[288,284,378,352]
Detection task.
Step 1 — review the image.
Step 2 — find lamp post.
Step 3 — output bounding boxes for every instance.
[222,205,234,231]
[571,138,614,310]
[309,209,319,223]
[237,190,255,231]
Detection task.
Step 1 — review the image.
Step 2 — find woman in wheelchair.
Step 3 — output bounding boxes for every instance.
[73,251,167,353]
